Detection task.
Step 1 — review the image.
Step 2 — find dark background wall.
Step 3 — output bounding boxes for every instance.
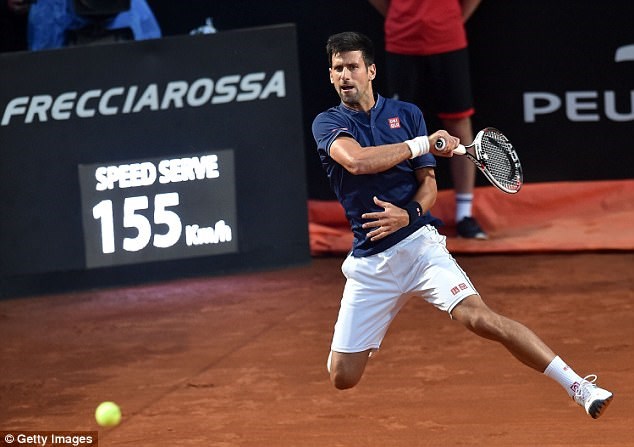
[146,0,634,198]
[0,25,310,297]
[1,1,632,297]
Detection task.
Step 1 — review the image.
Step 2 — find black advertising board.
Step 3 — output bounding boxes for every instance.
[464,2,634,185]
[0,24,309,295]
[77,150,238,268]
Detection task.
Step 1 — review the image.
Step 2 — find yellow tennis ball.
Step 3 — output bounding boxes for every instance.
[95,401,121,427]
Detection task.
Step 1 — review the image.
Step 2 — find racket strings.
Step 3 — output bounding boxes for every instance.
[481,133,521,190]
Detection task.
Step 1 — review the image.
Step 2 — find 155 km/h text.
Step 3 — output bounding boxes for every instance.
[93,193,232,254]
[79,150,237,267]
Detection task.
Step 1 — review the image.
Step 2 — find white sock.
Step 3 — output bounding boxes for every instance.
[544,356,584,398]
[455,193,473,222]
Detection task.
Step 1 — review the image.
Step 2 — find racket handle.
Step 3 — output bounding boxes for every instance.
[453,144,467,155]
[435,138,467,155]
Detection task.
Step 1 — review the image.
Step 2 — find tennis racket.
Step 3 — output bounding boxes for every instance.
[436,127,523,194]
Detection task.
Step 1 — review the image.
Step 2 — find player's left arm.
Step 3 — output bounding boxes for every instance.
[411,167,438,215]
[361,167,437,241]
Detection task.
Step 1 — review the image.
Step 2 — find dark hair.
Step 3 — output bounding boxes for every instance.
[326,31,375,68]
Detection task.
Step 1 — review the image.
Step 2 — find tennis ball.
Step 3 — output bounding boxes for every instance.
[95,401,121,427]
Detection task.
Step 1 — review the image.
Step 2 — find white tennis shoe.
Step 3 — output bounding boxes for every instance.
[573,375,613,419]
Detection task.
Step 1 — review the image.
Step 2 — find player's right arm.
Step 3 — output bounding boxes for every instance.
[330,136,412,175]
[330,131,457,175]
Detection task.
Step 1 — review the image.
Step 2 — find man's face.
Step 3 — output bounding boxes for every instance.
[329,50,376,111]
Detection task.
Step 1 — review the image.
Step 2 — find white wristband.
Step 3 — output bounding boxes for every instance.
[404,136,430,159]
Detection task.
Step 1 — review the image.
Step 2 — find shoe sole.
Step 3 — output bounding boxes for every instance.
[588,393,614,419]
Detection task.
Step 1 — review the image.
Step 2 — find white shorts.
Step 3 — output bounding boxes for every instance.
[330,225,478,353]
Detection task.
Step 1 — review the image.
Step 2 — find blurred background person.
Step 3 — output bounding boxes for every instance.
[27,0,161,50]
[369,0,487,239]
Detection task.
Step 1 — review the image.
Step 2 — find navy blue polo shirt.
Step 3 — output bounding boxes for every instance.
[312,94,441,257]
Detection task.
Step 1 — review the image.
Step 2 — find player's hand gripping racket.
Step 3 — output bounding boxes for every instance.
[436,127,523,194]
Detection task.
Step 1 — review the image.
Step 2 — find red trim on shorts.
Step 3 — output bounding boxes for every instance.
[438,108,475,120]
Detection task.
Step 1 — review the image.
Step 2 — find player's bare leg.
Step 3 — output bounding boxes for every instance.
[442,116,486,239]
[451,294,555,371]
[451,294,613,418]
[327,349,372,390]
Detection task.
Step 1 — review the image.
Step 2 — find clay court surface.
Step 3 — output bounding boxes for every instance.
[1,252,632,446]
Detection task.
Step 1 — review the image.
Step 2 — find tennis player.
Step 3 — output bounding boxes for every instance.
[311,31,613,419]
